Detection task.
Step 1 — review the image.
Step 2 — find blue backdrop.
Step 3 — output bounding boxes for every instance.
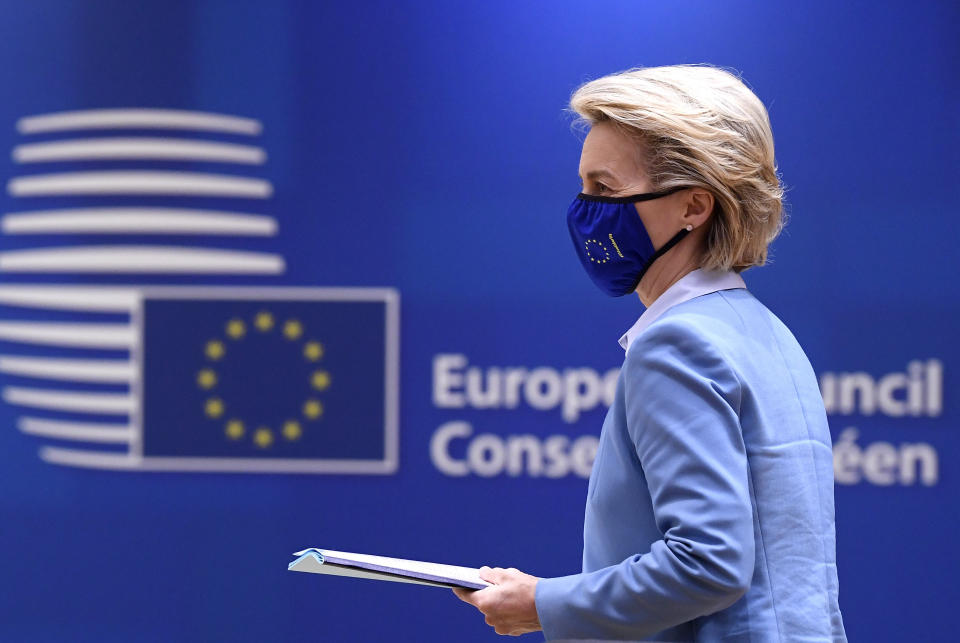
[0,1,957,641]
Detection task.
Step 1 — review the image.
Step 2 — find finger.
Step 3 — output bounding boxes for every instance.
[479,566,507,584]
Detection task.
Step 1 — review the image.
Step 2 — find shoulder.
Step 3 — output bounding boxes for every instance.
[621,301,745,443]
[629,288,787,364]
[623,305,741,399]
[625,292,745,370]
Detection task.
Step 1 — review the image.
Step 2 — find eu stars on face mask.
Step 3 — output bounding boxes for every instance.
[566,186,692,297]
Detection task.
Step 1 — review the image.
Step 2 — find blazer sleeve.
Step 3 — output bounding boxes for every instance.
[535,317,755,641]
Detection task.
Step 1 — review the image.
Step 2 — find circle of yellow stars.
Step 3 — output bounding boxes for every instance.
[197,310,331,449]
[584,238,611,264]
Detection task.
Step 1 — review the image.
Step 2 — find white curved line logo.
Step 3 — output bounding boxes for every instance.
[0,108,399,475]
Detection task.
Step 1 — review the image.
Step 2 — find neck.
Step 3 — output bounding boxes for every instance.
[635,237,703,307]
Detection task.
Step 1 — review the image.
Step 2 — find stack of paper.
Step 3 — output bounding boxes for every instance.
[288,548,490,590]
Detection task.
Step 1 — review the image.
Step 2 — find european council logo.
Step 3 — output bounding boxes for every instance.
[0,109,399,474]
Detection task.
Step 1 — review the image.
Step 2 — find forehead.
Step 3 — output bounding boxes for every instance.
[578,121,646,180]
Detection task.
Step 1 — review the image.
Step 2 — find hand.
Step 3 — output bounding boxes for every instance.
[452,566,542,636]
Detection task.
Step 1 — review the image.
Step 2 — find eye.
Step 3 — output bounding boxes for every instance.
[578,177,613,195]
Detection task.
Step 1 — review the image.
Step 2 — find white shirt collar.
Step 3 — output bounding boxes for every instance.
[618,268,747,351]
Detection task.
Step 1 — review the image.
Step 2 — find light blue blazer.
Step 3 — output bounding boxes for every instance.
[535,271,846,642]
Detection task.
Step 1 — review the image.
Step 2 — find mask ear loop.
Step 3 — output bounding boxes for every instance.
[627,226,694,292]
[576,185,689,204]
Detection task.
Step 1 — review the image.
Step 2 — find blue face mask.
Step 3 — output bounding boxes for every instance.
[566,186,691,297]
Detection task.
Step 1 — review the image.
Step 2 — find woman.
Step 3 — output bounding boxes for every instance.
[454,64,846,641]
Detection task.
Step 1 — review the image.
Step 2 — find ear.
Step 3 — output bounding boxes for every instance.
[681,188,714,230]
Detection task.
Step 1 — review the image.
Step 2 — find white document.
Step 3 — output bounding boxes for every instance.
[288,548,491,590]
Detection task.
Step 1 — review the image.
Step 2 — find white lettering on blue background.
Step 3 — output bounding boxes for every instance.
[432,353,618,423]
[430,421,598,479]
[819,359,942,417]
[833,428,938,486]
[431,354,946,484]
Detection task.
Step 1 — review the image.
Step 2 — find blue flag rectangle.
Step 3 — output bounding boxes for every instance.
[138,287,398,473]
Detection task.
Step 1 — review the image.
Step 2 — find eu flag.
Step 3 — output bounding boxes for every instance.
[139,287,398,473]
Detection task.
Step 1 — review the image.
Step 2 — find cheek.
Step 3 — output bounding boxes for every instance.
[634,204,675,248]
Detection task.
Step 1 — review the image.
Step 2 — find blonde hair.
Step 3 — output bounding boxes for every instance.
[569,64,785,272]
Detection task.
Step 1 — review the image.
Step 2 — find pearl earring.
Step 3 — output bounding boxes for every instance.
[685,224,693,231]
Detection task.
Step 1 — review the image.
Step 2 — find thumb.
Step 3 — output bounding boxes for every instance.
[452,587,477,605]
